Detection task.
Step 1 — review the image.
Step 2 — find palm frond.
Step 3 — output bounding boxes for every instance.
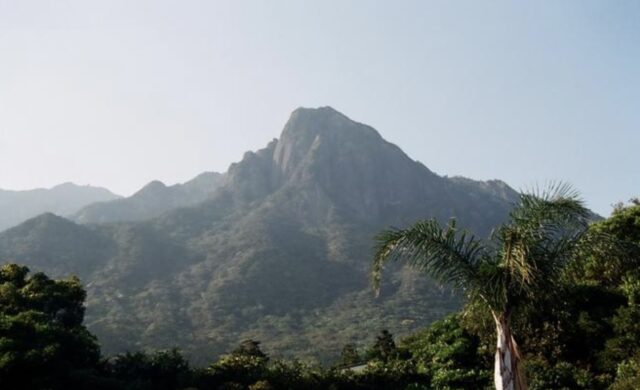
[371,219,486,296]
[472,260,510,311]
[512,182,588,233]
[466,183,591,312]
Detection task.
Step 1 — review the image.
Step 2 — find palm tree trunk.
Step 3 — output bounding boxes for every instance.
[493,313,527,390]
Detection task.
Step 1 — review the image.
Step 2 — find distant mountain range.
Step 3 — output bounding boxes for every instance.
[72,172,224,224]
[0,183,119,232]
[0,107,519,363]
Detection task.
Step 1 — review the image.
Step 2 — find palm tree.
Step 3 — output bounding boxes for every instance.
[372,184,590,390]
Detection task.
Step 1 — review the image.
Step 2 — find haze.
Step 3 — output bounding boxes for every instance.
[0,1,638,216]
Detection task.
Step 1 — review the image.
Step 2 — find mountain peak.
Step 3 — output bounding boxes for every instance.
[49,182,120,199]
[273,107,383,176]
[285,106,370,133]
[290,105,345,118]
[52,182,78,189]
[0,183,120,232]
[0,107,523,363]
[3,212,77,236]
[135,180,167,195]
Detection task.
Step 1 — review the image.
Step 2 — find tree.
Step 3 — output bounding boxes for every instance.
[368,330,398,362]
[372,184,590,390]
[233,339,268,359]
[106,349,194,390]
[0,263,101,389]
[567,198,640,288]
[402,314,490,389]
[338,343,361,367]
[209,339,269,387]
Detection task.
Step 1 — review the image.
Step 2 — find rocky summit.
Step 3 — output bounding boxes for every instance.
[0,107,518,363]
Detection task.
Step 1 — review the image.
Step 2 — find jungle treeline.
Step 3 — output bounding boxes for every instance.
[1,199,639,390]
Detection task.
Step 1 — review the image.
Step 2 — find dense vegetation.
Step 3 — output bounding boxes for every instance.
[373,184,593,388]
[1,199,638,389]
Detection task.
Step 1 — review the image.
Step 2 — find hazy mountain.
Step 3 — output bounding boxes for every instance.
[0,107,519,363]
[72,172,224,224]
[0,183,120,232]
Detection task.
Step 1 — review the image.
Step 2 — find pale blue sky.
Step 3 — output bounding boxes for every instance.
[0,1,637,216]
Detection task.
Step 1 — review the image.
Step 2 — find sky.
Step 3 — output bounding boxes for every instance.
[0,1,638,216]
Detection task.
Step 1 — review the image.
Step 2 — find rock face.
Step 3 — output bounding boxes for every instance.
[272,107,440,223]
[72,172,224,224]
[0,183,120,232]
[0,107,519,363]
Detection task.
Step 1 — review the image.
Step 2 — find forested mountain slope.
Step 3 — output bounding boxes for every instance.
[0,107,519,363]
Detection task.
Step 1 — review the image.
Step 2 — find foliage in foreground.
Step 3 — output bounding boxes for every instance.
[373,184,592,389]
[0,199,639,389]
[0,264,101,389]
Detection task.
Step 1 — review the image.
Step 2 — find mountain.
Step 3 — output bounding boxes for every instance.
[0,183,120,232]
[73,172,224,224]
[0,107,519,363]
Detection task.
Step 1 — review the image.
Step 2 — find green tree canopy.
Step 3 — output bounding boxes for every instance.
[373,184,591,390]
[0,263,100,389]
[568,199,640,288]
